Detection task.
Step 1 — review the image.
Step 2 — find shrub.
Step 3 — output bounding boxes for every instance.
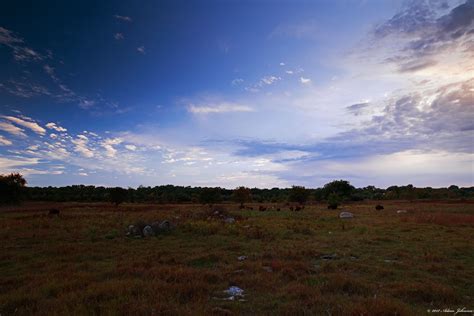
[327,193,340,209]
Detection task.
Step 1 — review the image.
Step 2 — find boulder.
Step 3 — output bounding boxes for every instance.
[339,211,354,219]
[151,220,175,234]
[127,225,141,236]
[224,217,235,224]
[143,225,154,237]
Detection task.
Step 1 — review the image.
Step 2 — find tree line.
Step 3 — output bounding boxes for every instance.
[1,173,473,206]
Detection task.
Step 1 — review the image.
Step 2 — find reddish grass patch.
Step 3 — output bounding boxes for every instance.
[409,212,474,226]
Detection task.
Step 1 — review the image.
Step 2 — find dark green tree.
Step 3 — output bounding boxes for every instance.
[288,185,310,205]
[109,187,127,206]
[233,186,251,208]
[322,180,355,200]
[0,173,27,205]
[199,187,222,205]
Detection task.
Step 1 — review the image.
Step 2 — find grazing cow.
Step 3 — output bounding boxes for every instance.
[48,208,60,216]
[289,206,294,211]
[276,208,281,211]
[375,204,384,210]
[258,206,267,212]
[295,206,302,212]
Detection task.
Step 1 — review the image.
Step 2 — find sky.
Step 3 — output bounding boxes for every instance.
[0,0,473,188]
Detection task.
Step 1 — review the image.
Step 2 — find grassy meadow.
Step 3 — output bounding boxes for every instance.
[0,200,473,315]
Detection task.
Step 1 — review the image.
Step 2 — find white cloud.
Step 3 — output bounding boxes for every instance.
[300,77,311,84]
[137,46,146,54]
[0,121,26,137]
[114,33,124,40]
[125,144,137,151]
[188,102,254,114]
[46,122,67,132]
[1,115,46,135]
[0,156,40,171]
[102,138,123,158]
[280,62,285,66]
[286,70,294,75]
[72,135,94,158]
[260,76,281,85]
[0,135,12,145]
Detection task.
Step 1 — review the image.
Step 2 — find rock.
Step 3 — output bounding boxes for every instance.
[127,225,141,236]
[151,220,175,234]
[143,225,154,237]
[262,266,273,272]
[321,254,338,260]
[159,220,173,230]
[224,217,235,224]
[224,286,244,297]
[339,211,354,219]
[237,255,247,261]
[397,210,407,214]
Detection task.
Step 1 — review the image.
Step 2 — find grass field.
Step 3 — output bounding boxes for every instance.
[1,200,473,315]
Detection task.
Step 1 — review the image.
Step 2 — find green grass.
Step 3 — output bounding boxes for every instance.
[0,200,473,315]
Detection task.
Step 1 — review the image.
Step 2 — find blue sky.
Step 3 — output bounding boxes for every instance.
[0,0,473,188]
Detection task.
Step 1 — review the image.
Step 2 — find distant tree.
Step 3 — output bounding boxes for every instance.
[0,173,27,205]
[322,180,355,200]
[327,193,341,209]
[199,187,222,205]
[109,187,127,206]
[233,186,251,208]
[288,185,310,205]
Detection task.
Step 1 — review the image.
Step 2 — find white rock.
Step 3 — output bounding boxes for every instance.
[339,211,354,219]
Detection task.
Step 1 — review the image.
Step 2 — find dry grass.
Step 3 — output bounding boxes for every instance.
[0,200,473,315]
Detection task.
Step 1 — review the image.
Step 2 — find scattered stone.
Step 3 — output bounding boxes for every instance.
[237,255,247,261]
[224,217,235,224]
[143,225,154,237]
[127,225,141,236]
[232,269,245,274]
[262,266,273,272]
[321,254,338,260]
[218,286,246,301]
[384,259,397,263]
[397,210,407,214]
[339,211,354,219]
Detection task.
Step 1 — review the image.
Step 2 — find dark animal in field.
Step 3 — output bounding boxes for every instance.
[295,206,302,211]
[258,206,267,212]
[276,208,280,211]
[289,206,294,211]
[48,208,60,216]
[245,206,254,210]
[375,204,384,210]
[327,204,338,210]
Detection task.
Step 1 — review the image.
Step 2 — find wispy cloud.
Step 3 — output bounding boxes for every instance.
[0,121,27,137]
[1,115,46,135]
[114,15,132,22]
[114,33,124,40]
[188,102,254,114]
[46,122,67,132]
[137,46,146,54]
[0,135,12,146]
